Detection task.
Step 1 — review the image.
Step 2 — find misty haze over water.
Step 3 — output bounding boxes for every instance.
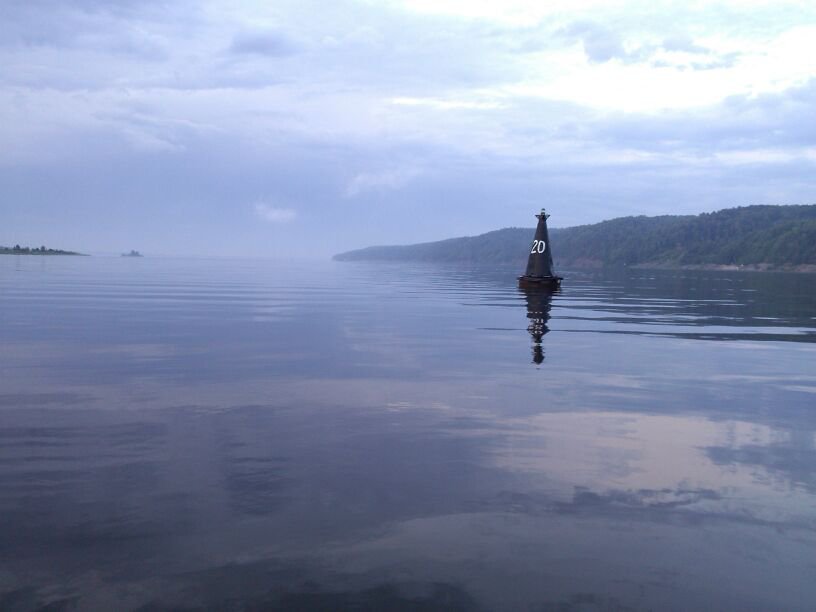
[2,256,816,610]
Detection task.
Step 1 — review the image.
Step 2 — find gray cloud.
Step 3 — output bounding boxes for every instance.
[228,30,297,57]
[1,0,815,257]
[561,22,743,72]
[661,35,710,55]
[564,21,627,64]
[584,79,816,154]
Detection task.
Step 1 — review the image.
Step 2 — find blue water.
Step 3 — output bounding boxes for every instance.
[1,256,815,610]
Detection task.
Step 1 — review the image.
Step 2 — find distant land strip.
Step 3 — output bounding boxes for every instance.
[334,204,816,271]
[1,245,84,256]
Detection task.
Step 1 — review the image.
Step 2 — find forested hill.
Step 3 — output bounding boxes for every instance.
[333,205,816,268]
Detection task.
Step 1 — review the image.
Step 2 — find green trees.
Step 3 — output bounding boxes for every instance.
[1,244,81,255]
[333,205,816,268]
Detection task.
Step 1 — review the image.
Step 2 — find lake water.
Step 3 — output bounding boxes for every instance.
[2,256,816,611]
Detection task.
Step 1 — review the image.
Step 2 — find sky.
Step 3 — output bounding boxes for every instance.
[2,0,815,257]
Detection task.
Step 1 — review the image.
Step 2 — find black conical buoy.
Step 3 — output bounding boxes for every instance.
[518,208,562,288]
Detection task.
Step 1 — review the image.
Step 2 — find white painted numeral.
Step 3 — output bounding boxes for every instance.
[530,240,546,254]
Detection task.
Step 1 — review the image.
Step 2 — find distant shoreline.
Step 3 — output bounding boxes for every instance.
[560,259,816,273]
[0,246,85,256]
[336,258,816,274]
[334,205,816,271]
[632,262,816,274]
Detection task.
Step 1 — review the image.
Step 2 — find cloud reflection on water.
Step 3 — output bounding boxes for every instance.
[1,258,816,609]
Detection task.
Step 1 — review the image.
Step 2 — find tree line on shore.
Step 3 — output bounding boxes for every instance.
[334,205,816,268]
[0,244,81,255]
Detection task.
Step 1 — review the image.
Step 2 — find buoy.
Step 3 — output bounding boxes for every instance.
[518,208,563,288]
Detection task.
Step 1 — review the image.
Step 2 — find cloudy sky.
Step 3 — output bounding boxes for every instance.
[2,0,815,257]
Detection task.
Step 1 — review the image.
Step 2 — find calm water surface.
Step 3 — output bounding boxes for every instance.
[1,257,816,611]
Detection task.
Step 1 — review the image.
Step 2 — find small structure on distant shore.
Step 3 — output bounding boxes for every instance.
[518,209,562,288]
[122,250,143,257]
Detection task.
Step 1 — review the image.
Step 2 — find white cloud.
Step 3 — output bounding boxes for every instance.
[395,0,611,26]
[390,96,503,110]
[345,167,422,198]
[254,202,296,223]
